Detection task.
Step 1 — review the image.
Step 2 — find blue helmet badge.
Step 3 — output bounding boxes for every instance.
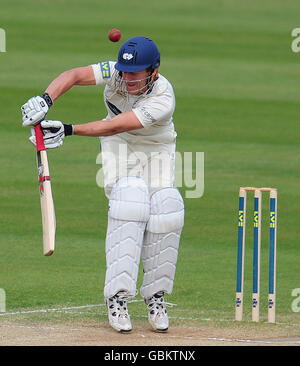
[115,36,160,72]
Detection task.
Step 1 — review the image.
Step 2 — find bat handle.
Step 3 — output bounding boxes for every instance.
[34,124,45,152]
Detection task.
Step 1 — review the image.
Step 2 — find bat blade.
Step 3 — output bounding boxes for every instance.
[35,125,56,256]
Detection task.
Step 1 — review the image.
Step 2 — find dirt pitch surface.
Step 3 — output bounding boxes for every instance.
[1,318,300,346]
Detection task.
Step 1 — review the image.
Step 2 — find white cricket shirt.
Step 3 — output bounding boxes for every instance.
[91,61,177,197]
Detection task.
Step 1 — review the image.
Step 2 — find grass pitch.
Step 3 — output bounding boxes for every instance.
[0,0,300,332]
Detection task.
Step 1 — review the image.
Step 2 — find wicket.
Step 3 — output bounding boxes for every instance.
[235,187,277,323]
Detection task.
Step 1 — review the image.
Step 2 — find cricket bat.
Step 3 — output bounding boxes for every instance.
[34,124,56,256]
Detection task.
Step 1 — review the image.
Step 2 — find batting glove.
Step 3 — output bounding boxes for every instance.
[21,93,53,127]
[29,120,74,149]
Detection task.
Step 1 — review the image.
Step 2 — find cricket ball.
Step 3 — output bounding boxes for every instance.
[108,29,121,42]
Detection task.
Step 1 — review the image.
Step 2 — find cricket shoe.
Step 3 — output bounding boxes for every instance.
[106,291,132,333]
[145,291,169,332]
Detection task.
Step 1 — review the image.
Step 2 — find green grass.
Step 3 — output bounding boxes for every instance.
[1,0,300,328]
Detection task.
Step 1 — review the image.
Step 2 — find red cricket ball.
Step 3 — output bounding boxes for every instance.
[108,29,121,42]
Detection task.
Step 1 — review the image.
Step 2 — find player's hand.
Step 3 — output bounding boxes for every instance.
[29,120,74,149]
[21,93,53,127]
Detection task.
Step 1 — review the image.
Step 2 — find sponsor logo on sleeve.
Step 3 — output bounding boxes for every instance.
[100,61,110,79]
[140,107,156,122]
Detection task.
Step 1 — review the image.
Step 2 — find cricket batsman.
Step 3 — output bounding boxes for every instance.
[21,36,184,333]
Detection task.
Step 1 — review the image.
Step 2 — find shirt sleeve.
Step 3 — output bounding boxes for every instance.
[91,61,116,86]
[132,92,175,129]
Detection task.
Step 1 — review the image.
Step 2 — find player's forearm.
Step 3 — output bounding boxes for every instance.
[73,120,127,137]
[73,111,143,137]
[45,67,95,102]
[44,70,77,102]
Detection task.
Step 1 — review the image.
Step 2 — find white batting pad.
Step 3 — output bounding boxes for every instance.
[104,177,150,299]
[140,188,184,299]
